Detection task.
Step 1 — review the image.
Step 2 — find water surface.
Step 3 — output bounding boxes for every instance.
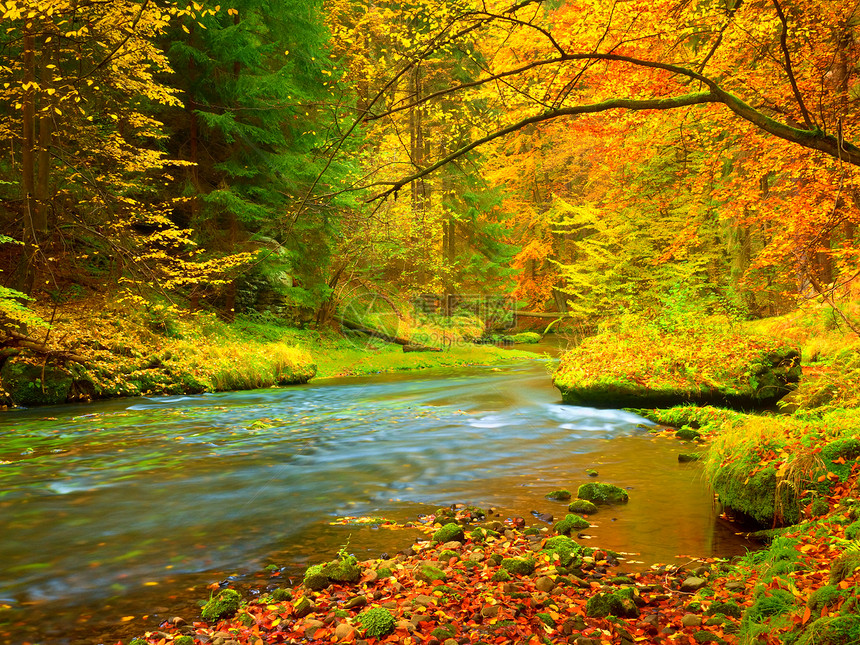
[0,357,750,644]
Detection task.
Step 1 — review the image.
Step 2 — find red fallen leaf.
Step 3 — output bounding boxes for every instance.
[833,457,847,465]
[801,606,811,625]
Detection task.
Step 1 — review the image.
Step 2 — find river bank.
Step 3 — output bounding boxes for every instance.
[122,304,860,645]
[0,298,539,409]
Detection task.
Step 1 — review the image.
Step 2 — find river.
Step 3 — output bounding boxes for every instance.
[0,351,752,644]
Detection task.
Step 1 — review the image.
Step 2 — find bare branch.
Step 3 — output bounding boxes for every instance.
[771,0,815,129]
[365,91,719,202]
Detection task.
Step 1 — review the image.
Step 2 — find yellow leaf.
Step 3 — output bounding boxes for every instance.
[181,23,189,32]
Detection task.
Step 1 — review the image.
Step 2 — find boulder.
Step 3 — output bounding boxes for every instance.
[552,327,801,409]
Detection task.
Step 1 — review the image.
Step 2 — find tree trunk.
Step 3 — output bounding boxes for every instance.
[13,31,38,295]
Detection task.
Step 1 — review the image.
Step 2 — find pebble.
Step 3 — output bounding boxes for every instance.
[303,619,325,639]
[681,614,702,627]
[334,623,354,641]
[442,541,463,550]
[343,595,367,609]
[725,581,745,591]
[412,594,436,607]
[680,576,707,592]
[481,605,500,618]
[535,576,556,593]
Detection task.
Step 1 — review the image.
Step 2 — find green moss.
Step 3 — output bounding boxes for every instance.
[542,535,583,567]
[585,593,624,618]
[509,332,542,344]
[711,463,799,527]
[469,527,500,542]
[357,607,396,638]
[554,513,591,535]
[796,615,860,645]
[568,499,598,514]
[677,426,702,441]
[438,549,460,562]
[501,557,536,576]
[829,550,860,584]
[577,482,629,504]
[201,588,242,621]
[810,497,830,517]
[431,625,456,639]
[491,569,512,582]
[432,522,465,543]
[546,489,572,501]
[376,567,393,578]
[270,588,292,602]
[707,602,743,618]
[416,564,448,583]
[807,585,846,614]
[173,637,194,645]
[536,612,555,626]
[845,520,860,540]
[302,563,329,590]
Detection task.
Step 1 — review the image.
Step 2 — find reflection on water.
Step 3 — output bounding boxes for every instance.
[0,357,751,644]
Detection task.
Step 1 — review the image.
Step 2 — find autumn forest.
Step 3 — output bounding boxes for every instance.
[4,1,860,645]
[1,0,858,329]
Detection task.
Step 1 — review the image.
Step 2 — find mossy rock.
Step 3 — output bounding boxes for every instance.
[676,426,702,441]
[415,564,447,583]
[554,513,591,535]
[491,569,512,582]
[302,563,330,591]
[501,557,536,576]
[807,585,846,614]
[432,522,465,543]
[795,615,860,645]
[679,452,703,463]
[303,555,361,590]
[1,359,74,406]
[711,463,799,527]
[173,637,194,645]
[546,489,572,501]
[356,606,396,638]
[469,527,499,542]
[829,551,860,584]
[542,535,584,567]
[706,601,743,618]
[568,499,598,514]
[577,482,629,505]
[585,592,635,618]
[201,588,242,621]
[270,588,292,602]
[438,549,460,562]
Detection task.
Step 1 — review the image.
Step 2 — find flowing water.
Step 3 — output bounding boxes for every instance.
[0,350,753,644]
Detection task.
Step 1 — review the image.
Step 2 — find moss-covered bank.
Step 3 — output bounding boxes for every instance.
[0,299,537,408]
[553,325,800,409]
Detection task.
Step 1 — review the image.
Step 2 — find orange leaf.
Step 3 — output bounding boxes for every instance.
[801,606,811,625]
[817,474,827,482]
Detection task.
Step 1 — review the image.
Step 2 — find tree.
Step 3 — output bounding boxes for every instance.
[335,0,860,314]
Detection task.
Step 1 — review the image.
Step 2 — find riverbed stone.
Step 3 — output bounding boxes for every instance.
[554,513,591,535]
[680,576,708,592]
[293,596,315,618]
[344,595,368,609]
[535,576,556,593]
[334,623,355,641]
[201,589,242,622]
[546,489,572,501]
[441,540,463,550]
[682,614,703,627]
[577,482,629,504]
[432,523,465,543]
[501,556,536,576]
[568,499,599,514]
